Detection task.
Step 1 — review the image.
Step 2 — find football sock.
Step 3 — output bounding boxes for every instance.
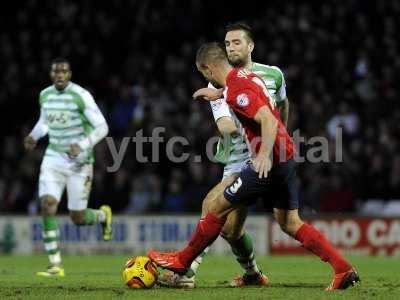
[179,213,225,267]
[42,216,61,266]
[229,232,260,275]
[185,247,210,278]
[83,209,106,225]
[295,223,352,274]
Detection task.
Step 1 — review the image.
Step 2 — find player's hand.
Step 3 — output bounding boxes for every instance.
[193,88,223,101]
[252,154,272,179]
[24,136,37,151]
[68,143,82,158]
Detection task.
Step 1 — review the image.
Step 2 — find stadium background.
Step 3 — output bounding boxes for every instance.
[0,0,399,257]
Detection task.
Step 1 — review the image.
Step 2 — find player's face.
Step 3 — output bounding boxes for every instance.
[225,30,253,67]
[50,63,71,90]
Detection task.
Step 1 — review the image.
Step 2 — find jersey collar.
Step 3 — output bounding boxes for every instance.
[54,82,72,93]
[226,68,238,85]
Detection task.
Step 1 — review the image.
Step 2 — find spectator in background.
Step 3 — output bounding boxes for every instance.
[164,179,185,213]
[110,85,137,135]
[125,177,150,214]
[390,155,400,198]
[1,1,400,214]
[183,159,209,212]
[125,174,161,214]
[320,174,355,212]
[327,102,360,139]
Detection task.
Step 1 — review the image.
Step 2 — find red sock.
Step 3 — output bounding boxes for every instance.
[178,213,225,267]
[295,223,352,274]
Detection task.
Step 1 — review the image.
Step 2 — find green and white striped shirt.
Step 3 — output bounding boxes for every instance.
[251,63,287,106]
[31,82,108,164]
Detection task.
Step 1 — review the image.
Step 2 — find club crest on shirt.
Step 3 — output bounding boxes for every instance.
[236,93,249,107]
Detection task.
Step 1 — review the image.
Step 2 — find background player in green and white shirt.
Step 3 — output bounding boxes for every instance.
[159,22,289,288]
[24,58,112,277]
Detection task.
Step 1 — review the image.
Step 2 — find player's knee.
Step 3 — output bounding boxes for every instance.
[207,195,223,214]
[207,199,219,215]
[220,226,243,243]
[201,192,216,216]
[208,194,234,219]
[220,226,232,241]
[40,195,58,216]
[70,211,85,225]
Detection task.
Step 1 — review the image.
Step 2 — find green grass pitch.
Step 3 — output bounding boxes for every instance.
[0,254,399,300]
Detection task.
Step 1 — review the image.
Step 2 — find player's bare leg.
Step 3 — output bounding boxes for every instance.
[203,179,266,287]
[67,172,113,241]
[37,193,111,278]
[273,208,304,236]
[149,192,239,273]
[158,177,266,288]
[221,209,268,287]
[273,208,360,290]
[69,207,112,241]
[158,181,228,288]
[36,195,65,277]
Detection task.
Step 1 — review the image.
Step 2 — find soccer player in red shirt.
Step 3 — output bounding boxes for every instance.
[149,42,359,290]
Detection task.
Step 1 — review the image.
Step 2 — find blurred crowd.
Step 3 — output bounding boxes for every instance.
[1,0,399,214]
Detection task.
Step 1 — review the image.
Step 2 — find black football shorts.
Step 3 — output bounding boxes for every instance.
[224,159,299,210]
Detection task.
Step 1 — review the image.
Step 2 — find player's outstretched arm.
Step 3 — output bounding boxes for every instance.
[200,82,237,136]
[24,108,48,151]
[193,87,223,101]
[253,106,277,178]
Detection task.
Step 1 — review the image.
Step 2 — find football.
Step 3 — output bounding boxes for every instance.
[122,256,158,289]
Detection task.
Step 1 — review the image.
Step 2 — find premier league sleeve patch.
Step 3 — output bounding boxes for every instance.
[236,93,249,107]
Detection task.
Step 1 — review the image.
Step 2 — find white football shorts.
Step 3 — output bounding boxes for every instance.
[38,155,93,211]
[222,159,250,179]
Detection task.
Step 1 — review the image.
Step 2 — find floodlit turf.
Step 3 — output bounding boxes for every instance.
[0,254,399,300]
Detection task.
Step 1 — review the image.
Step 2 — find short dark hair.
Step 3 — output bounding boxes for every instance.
[196,42,228,68]
[51,57,70,66]
[225,21,254,42]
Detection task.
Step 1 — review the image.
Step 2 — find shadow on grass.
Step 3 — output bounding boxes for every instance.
[1,282,327,297]
[270,283,325,289]
[156,281,325,290]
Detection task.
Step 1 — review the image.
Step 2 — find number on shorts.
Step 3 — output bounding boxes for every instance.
[229,177,242,194]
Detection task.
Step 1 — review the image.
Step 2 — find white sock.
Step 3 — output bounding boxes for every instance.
[49,252,61,266]
[97,210,106,223]
[187,246,210,276]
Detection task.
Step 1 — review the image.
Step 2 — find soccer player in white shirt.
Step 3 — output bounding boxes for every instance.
[24,58,112,277]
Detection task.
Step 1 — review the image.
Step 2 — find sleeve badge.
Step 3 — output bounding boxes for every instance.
[236,93,249,107]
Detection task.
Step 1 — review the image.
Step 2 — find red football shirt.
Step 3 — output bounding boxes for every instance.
[225,68,295,163]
